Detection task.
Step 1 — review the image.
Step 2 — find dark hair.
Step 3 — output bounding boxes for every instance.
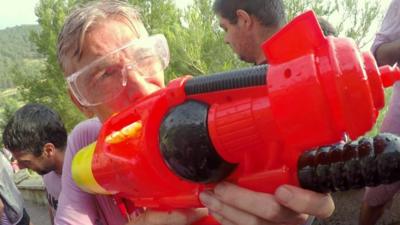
[318,17,337,37]
[213,0,286,27]
[2,103,67,157]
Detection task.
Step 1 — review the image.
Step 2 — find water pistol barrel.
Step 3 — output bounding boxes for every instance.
[298,133,400,193]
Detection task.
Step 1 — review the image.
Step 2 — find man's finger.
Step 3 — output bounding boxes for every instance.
[275,185,335,219]
[201,183,307,224]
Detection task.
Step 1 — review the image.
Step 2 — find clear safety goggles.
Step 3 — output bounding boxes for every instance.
[66,34,169,106]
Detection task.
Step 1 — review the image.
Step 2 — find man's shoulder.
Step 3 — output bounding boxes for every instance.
[391,0,400,7]
[43,172,61,192]
[43,171,61,183]
[67,118,102,155]
[72,118,102,133]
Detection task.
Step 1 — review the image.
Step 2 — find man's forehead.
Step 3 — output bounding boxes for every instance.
[218,15,226,24]
[86,20,139,49]
[66,19,139,75]
[218,16,232,28]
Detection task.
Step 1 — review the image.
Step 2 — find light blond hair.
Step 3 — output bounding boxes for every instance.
[57,0,148,73]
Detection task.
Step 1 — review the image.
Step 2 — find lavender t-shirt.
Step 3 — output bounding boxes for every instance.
[55,118,127,225]
[371,0,400,55]
[43,171,61,216]
[364,0,400,206]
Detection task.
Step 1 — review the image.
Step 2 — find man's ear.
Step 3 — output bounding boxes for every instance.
[236,9,253,29]
[42,143,56,158]
[67,89,95,118]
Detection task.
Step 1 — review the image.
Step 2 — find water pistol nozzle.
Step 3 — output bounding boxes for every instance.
[380,64,400,88]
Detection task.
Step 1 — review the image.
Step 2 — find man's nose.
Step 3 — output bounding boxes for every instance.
[125,69,154,95]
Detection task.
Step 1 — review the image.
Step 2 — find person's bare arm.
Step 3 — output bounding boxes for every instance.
[358,202,386,225]
[375,39,400,66]
[0,198,4,219]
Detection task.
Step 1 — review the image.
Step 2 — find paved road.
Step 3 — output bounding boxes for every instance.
[314,189,400,225]
[24,200,51,225]
[22,189,400,225]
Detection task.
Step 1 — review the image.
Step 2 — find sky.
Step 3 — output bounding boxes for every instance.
[0,0,40,29]
[0,0,193,30]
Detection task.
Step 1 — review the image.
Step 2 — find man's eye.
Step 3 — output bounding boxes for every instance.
[219,26,227,32]
[99,71,114,80]
[87,71,112,87]
[137,56,157,66]
[93,66,120,81]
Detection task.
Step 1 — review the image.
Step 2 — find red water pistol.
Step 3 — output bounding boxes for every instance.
[72,11,400,212]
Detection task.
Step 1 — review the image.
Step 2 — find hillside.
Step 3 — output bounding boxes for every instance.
[0,24,41,90]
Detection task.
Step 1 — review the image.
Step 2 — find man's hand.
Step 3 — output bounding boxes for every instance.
[375,39,400,66]
[199,182,334,225]
[126,208,208,225]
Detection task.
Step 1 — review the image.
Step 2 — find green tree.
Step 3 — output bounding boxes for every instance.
[0,91,23,146]
[167,0,246,77]
[14,0,86,131]
[129,0,246,80]
[22,0,383,131]
[0,25,40,90]
[284,0,381,48]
